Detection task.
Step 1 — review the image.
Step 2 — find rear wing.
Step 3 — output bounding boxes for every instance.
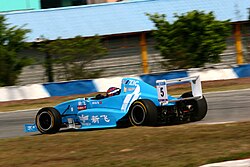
[156,76,202,105]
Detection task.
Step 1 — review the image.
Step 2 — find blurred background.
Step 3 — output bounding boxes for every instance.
[0,0,249,87]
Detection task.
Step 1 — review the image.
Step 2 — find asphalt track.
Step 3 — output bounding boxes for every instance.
[0,89,250,139]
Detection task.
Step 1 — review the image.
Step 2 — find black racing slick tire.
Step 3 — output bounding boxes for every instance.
[129,99,158,126]
[181,92,208,122]
[36,107,62,134]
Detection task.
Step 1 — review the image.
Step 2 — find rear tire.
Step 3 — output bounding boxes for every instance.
[36,107,62,134]
[129,99,158,126]
[181,92,207,122]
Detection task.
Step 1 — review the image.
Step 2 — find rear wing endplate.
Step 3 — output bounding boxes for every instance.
[156,76,202,105]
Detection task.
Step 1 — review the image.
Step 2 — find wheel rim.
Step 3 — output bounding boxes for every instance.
[38,111,52,131]
[131,105,146,125]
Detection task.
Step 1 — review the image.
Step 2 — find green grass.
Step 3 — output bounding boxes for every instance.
[1,78,250,166]
[1,122,250,167]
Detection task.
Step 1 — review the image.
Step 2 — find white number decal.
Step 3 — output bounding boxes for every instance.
[156,81,168,104]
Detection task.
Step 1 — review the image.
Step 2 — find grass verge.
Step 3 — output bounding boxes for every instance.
[1,122,250,167]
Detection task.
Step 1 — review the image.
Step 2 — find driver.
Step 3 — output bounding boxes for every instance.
[94,87,121,99]
[106,87,121,97]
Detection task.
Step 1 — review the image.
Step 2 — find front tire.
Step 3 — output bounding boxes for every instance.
[181,92,208,122]
[128,99,158,126]
[36,107,62,134]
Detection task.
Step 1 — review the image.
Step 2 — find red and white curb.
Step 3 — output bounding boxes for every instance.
[200,159,250,167]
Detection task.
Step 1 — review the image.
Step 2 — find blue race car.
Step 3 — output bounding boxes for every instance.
[24,76,207,134]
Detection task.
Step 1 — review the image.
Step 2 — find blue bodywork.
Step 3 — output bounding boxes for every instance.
[24,78,178,132]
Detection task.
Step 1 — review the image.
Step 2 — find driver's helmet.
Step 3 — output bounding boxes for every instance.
[106,87,121,97]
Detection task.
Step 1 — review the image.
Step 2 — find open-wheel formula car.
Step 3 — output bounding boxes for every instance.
[24,76,207,134]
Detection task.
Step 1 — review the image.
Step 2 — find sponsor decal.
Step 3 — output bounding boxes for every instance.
[156,81,166,86]
[77,105,86,110]
[100,115,110,123]
[127,87,135,92]
[78,101,86,105]
[78,115,91,126]
[26,124,37,132]
[121,84,141,112]
[158,99,168,102]
[123,79,139,86]
[78,114,110,125]
[79,115,89,122]
[77,101,87,110]
[91,101,102,105]
[91,115,100,123]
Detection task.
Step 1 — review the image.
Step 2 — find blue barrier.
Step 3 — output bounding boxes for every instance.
[2,64,250,102]
[43,80,97,96]
[43,71,188,97]
[233,64,250,78]
[140,70,188,87]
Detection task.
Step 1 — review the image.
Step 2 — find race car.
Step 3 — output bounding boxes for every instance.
[24,76,207,134]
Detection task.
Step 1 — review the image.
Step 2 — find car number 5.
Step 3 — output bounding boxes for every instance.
[160,87,164,97]
[156,82,168,104]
